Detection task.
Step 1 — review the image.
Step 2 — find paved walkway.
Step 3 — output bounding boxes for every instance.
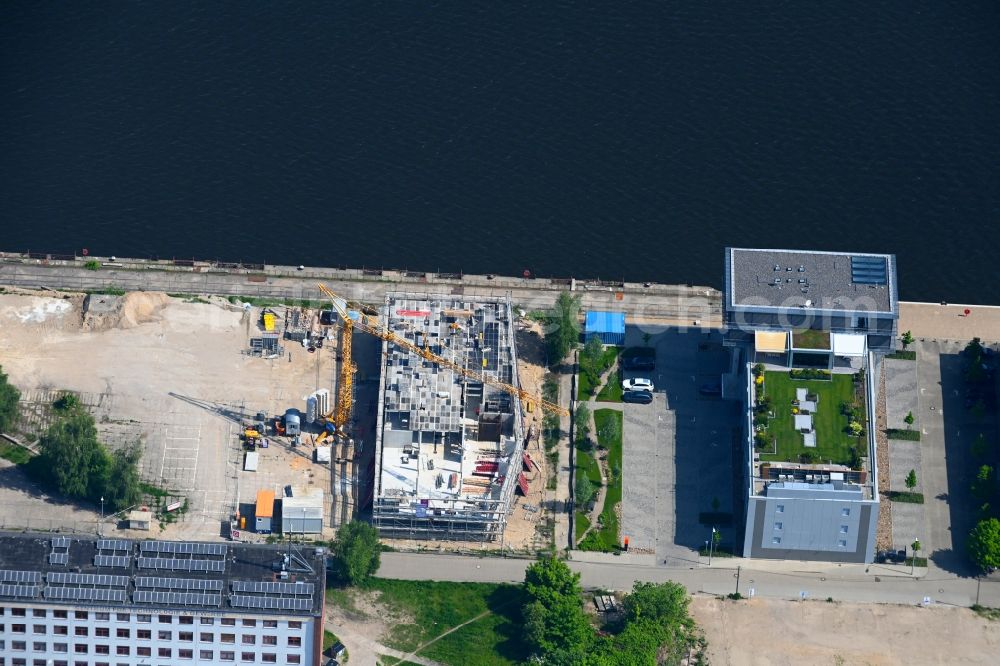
[899,301,1000,343]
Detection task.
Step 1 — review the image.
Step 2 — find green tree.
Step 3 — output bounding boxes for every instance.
[545,292,582,365]
[331,521,381,585]
[904,411,915,427]
[523,557,592,657]
[968,518,1000,572]
[597,411,621,446]
[973,465,995,502]
[623,581,690,625]
[104,444,143,512]
[0,366,21,434]
[905,469,917,491]
[36,410,105,500]
[579,336,605,390]
[574,403,591,443]
[575,473,596,507]
[901,330,914,350]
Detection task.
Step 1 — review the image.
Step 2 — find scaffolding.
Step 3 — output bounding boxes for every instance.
[371,292,525,541]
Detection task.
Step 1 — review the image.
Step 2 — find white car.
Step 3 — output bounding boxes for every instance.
[622,378,654,392]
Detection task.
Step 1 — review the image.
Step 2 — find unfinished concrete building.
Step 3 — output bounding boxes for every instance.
[371,292,526,541]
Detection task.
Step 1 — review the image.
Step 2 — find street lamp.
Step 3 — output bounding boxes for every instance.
[99,496,105,536]
[911,538,922,575]
[709,527,717,565]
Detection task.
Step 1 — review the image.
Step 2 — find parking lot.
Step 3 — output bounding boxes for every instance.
[620,326,741,563]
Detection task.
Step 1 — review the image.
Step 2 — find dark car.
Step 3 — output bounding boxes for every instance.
[699,383,722,396]
[623,356,656,371]
[622,390,653,404]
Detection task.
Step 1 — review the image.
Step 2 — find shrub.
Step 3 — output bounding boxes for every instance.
[83,260,101,270]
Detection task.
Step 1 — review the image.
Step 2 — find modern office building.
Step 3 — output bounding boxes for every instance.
[371,292,527,541]
[0,532,326,666]
[724,248,899,563]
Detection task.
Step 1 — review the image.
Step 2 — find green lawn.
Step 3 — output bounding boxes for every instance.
[323,629,341,653]
[579,410,623,552]
[595,367,623,403]
[577,347,621,400]
[576,449,602,486]
[365,578,528,666]
[0,440,32,465]
[792,329,831,349]
[759,371,858,466]
[575,511,591,543]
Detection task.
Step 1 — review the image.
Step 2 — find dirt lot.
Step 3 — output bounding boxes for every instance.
[0,290,334,540]
[691,595,1000,665]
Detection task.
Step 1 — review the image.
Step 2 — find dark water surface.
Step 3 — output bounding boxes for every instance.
[2,2,999,303]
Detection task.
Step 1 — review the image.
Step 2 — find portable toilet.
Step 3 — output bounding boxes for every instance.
[283,409,301,435]
[255,489,275,533]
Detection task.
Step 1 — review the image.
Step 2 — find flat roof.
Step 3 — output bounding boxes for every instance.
[255,489,275,518]
[727,248,897,315]
[585,311,625,335]
[0,533,324,615]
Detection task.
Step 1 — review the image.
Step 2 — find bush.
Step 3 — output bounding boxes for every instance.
[83,260,101,270]
[886,428,921,441]
[789,368,831,380]
[888,491,924,504]
[0,366,21,434]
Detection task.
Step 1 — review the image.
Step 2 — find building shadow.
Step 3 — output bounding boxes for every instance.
[638,328,740,552]
[935,351,994,577]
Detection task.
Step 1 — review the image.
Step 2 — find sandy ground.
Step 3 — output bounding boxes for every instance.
[0,290,334,540]
[691,595,1000,665]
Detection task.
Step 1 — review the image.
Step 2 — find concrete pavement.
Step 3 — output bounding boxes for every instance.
[0,252,722,325]
[377,551,1000,608]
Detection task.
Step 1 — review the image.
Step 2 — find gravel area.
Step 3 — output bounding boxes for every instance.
[875,362,893,551]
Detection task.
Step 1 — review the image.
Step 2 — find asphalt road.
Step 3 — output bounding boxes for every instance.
[378,551,1000,608]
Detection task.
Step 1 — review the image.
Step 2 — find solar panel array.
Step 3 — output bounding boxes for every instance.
[0,584,40,598]
[136,577,224,592]
[45,587,126,603]
[52,536,71,549]
[231,580,315,596]
[850,256,888,285]
[134,590,223,606]
[231,595,312,611]
[137,557,225,572]
[47,572,129,587]
[0,570,42,584]
[141,541,226,556]
[94,555,130,568]
[49,552,69,566]
[97,539,131,551]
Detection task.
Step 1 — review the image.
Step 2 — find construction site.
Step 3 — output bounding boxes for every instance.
[367,292,536,542]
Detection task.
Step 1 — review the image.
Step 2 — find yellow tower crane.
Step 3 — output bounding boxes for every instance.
[317,283,568,419]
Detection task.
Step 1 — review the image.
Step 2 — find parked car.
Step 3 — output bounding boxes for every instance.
[622,378,654,392]
[698,382,722,396]
[622,390,653,404]
[623,355,656,371]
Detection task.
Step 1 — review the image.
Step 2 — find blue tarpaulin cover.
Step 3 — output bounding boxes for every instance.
[584,311,625,345]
